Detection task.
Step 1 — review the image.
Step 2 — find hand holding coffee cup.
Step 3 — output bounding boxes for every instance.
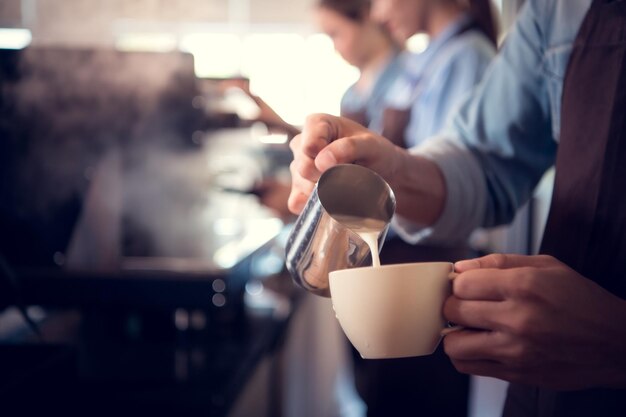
[329,262,462,359]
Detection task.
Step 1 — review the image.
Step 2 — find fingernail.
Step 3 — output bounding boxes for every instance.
[316,150,337,171]
[454,259,480,271]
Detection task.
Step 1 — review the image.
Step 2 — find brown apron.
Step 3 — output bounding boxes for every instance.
[343,104,411,148]
[381,107,412,147]
[354,20,487,417]
[503,0,626,416]
[341,109,369,130]
[380,18,482,149]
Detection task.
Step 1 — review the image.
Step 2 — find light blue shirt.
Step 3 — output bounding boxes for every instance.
[340,51,403,131]
[394,0,593,245]
[385,14,496,148]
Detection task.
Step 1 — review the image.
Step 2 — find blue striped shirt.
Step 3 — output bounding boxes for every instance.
[385,14,496,148]
[394,0,593,245]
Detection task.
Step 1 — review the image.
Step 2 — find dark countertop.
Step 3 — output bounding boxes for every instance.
[1,224,298,417]
[0,124,298,416]
[1,269,297,417]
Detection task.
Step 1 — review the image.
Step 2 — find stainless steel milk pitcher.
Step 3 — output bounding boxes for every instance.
[285,164,396,297]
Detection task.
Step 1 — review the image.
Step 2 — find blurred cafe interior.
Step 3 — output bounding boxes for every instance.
[0,0,555,416]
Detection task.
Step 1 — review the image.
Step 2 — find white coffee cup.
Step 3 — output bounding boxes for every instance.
[329,262,458,359]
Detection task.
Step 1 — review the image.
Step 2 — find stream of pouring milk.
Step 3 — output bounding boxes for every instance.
[332,215,386,267]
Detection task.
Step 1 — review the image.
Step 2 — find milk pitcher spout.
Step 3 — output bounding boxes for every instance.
[285,164,396,297]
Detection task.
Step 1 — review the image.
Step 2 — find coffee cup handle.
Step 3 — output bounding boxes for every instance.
[441,271,464,336]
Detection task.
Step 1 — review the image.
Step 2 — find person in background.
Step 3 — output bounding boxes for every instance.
[228,0,403,223]
[318,0,403,132]
[288,0,626,416]
[224,0,402,137]
[233,4,405,416]
[373,0,497,148]
[343,1,497,416]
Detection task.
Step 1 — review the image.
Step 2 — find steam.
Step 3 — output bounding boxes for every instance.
[1,46,204,216]
[0,46,218,266]
[122,145,216,258]
[1,46,279,270]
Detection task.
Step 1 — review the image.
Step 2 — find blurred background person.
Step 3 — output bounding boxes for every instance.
[224,0,403,223]
[224,3,407,416]
[221,0,402,139]
[318,0,403,132]
[375,0,497,147]
[348,1,499,416]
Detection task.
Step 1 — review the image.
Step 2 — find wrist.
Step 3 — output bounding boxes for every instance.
[389,150,446,226]
[387,145,410,188]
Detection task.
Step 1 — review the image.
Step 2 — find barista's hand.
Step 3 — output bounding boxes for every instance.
[287,113,404,214]
[443,253,626,390]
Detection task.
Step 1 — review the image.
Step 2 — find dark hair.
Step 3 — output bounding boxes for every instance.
[317,0,371,22]
[468,0,499,47]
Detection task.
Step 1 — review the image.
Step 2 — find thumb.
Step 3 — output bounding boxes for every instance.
[315,147,339,173]
[455,253,554,272]
[315,134,381,172]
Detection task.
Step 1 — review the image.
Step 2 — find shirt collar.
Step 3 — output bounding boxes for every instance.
[404,12,473,77]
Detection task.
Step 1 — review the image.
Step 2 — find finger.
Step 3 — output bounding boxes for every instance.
[443,297,504,329]
[288,161,317,214]
[443,328,508,361]
[314,147,339,173]
[455,266,556,303]
[287,174,314,214]
[290,163,317,194]
[315,134,380,173]
[452,269,510,300]
[291,155,321,183]
[300,114,337,159]
[287,191,309,214]
[289,131,320,159]
[455,254,556,272]
[288,133,302,153]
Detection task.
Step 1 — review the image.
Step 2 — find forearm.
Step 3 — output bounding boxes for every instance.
[282,123,302,139]
[251,95,301,137]
[387,150,447,227]
[384,136,489,245]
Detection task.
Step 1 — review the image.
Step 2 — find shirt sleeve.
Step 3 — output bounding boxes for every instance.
[393,0,558,245]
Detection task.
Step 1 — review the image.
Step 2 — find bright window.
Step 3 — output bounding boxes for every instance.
[180,32,358,126]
